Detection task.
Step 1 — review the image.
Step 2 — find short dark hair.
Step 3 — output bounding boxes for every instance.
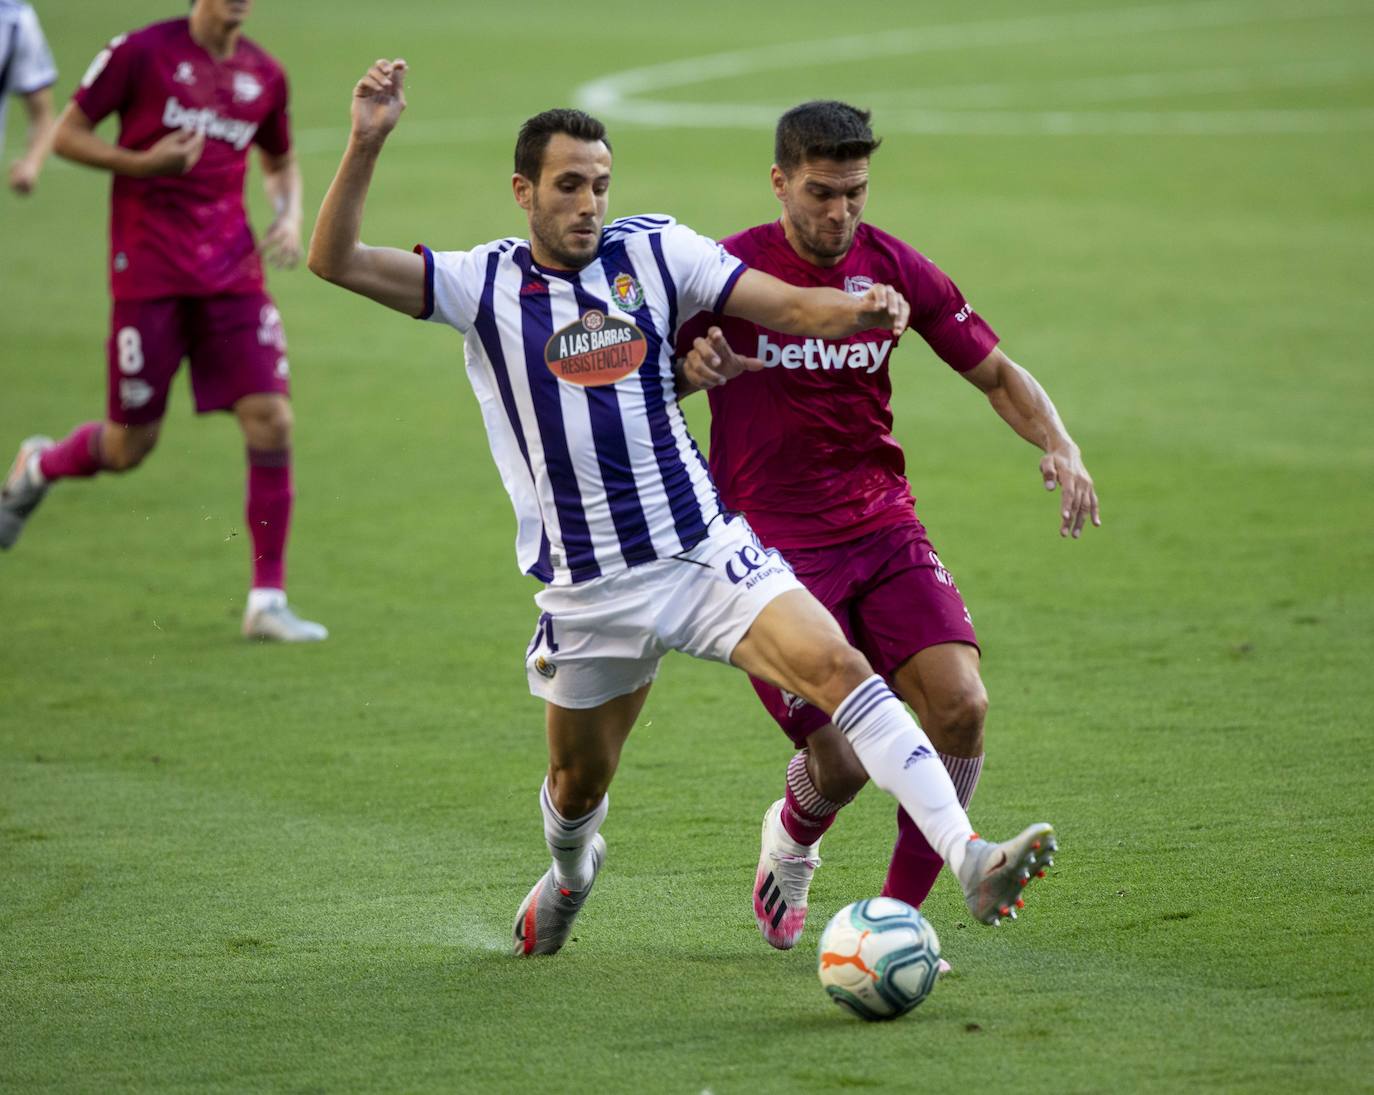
[514,109,611,182]
[774,101,881,172]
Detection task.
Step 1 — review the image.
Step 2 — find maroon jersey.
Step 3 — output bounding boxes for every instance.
[72,19,290,302]
[678,221,999,550]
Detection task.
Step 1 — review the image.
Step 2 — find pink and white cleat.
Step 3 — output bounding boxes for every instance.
[753,798,821,950]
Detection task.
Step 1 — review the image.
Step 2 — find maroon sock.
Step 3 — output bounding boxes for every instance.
[246,447,292,591]
[880,810,945,908]
[880,752,984,909]
[37,422,104,481]
[780,750,848,846]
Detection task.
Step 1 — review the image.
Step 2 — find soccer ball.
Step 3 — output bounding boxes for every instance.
[817,898,941,1020]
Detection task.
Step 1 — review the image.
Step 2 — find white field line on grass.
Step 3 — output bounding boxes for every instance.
[572,0,1374,135]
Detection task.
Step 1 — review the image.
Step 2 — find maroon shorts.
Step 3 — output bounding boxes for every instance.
[753,519,980,746]
[106,293,290,425]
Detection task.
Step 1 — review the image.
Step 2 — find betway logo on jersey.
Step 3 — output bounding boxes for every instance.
[162,98,257,151]
[756,335,892,375]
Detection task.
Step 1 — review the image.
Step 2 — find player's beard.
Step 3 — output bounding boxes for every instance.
[798,217,857,261]
[529,201,600,271]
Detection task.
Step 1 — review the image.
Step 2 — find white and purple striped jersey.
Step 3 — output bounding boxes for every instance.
[0,1,57,142]
[417,215,747,585]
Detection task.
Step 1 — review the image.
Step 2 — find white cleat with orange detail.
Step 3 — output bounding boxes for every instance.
[0,436,52,550]
[512,834,606,956]
[957,823,1057,926]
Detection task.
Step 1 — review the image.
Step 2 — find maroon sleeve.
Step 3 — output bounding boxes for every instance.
[901,243,999,373]
[71,33,139,126]
[254,69,292,155]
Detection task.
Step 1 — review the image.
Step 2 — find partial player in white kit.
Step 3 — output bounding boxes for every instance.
[308,58,1059,956]
[0,1,58,195]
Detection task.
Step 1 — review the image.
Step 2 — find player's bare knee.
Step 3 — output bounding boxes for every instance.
[546,765,609,819]
[238,397,294,450]
[928,684,988,753]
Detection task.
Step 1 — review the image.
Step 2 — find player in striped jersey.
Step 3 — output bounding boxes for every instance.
[309,59,1057,957]
[0,1,58,194]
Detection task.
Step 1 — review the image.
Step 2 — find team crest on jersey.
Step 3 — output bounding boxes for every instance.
[533,656,557,679]
[844,275,874,297]
[544,309,648,387]
[233,71,263,104]
[173,62,196,86]
[611,273,645,311]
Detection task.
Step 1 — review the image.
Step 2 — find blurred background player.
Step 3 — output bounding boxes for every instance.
[1,0,58,195]
[677,101,1098,948]
[309,60,1055,957]
[0,0,325,641]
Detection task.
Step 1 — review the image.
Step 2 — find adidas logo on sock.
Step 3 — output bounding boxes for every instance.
[903,745,935,769]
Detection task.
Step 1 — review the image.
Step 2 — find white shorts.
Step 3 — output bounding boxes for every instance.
[524,514,804,709]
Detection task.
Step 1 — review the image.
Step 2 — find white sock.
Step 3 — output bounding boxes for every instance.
[832,676,975,874]
[247,587,286,614]
[540,778,607,890]
[27,452,47,488]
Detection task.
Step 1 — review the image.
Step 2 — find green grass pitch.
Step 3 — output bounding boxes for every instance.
[3,1,1373,1091]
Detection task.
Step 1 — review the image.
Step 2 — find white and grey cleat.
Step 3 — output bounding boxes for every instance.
[957,823,1057,926]
[0,435,53,550]
[242,596,329,642]
[513,834,606,956]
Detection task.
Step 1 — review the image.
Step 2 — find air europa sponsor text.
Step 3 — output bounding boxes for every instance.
[756,335,892,374]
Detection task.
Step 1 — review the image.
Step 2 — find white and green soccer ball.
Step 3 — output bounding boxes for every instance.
[817,898,941,1020]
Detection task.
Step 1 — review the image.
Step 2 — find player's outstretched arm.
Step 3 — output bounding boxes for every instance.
[52,101,205,177]
[963,347,1101,539]
[307,59,424,316]
[722,268,909,340]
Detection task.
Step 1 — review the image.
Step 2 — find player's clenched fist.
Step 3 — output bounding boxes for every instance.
[351,58,407,144]
[856,283,909,337]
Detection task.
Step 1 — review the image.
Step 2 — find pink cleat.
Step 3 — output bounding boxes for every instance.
[753,799,821,950]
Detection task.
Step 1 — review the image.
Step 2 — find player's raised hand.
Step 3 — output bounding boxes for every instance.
[352,59,407,144]
[856,283,909,337]
[139,129,205,177]
[682,327,766,390]
[1040,447,1100,538]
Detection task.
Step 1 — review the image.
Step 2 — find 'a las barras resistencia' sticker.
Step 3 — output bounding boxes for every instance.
[544,309,648,386]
